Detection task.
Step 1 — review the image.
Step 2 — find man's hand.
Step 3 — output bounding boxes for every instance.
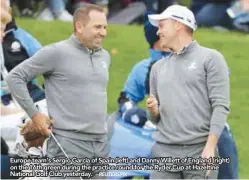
[240,0,249,12]
[31,112,53,136]
[202,134,217,167]
[201,145,215,160]
[201,144,216,179]
[146,95,159,119]
[20,112,53,148]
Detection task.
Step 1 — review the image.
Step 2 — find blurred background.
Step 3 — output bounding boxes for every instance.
[8,0,249,31]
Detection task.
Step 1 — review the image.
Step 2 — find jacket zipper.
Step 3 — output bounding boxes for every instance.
[89,52,94,68]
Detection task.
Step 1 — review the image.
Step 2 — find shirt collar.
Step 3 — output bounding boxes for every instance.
[173,40,198,55]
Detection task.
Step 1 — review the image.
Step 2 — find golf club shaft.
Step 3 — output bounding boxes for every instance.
[49,131,83,180]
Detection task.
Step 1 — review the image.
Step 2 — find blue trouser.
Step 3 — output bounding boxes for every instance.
[191,0,234,29]
[143,0,175,13]
[217,124,239,179]
[46,0,68,14]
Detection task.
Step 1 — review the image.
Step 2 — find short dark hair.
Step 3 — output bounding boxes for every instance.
[73,4,104,31]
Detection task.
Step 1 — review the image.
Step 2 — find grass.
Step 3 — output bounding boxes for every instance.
[16,18,249,178]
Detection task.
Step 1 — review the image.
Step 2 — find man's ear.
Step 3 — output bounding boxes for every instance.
[75,21,83,33]
[174,21,181,31]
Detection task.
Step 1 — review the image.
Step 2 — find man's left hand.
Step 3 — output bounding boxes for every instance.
[201,145,215,161]
[201,145,216,178]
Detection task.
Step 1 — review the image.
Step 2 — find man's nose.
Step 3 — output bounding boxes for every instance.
[100,28,107,37]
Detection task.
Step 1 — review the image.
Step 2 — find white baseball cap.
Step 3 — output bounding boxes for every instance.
[148,5,197,31]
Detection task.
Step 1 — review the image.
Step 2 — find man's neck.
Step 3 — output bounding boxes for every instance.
[75,33,86,46]
[74,33,91,50]
[171,36,193,55]
[74,33,101,53]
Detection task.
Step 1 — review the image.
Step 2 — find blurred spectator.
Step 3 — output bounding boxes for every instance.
[1,137,10,179]
[227,0,249,33]
[190,0,249,33]
[190,0,234,29]
[1,137,21,179]
[1,0,12,41]
[71,0,109,15]
[157,0,176,13]
[38,0,73,22]
[109,0,175,14]
[133,0,176,14]
[1,3,24,178]
[142,0,158,12]
[1,18,45,105]
[106,0,175,24]
[12,0,33,17]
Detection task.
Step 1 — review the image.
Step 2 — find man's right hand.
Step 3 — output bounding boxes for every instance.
[31,112,52,137]
[146,95,159,119]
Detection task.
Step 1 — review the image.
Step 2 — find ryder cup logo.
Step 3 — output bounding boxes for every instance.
[102,61,107,69]
[188,61,197,70]
[11,41,21,52]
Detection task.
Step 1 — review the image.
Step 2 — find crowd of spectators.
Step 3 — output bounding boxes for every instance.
[9,0,249,33]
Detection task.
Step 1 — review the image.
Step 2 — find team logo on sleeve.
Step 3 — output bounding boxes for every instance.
[11,41,21,52]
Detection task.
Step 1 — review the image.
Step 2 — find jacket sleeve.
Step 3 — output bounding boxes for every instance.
[5,45,57,118]
[205,50,230,138]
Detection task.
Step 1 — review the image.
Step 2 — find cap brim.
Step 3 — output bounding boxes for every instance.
[148,14,170,27]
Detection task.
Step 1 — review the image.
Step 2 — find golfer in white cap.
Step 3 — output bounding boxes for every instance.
[146,5,231,179]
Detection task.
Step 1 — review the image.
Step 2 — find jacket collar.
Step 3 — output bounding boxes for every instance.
[173,40,198,55]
